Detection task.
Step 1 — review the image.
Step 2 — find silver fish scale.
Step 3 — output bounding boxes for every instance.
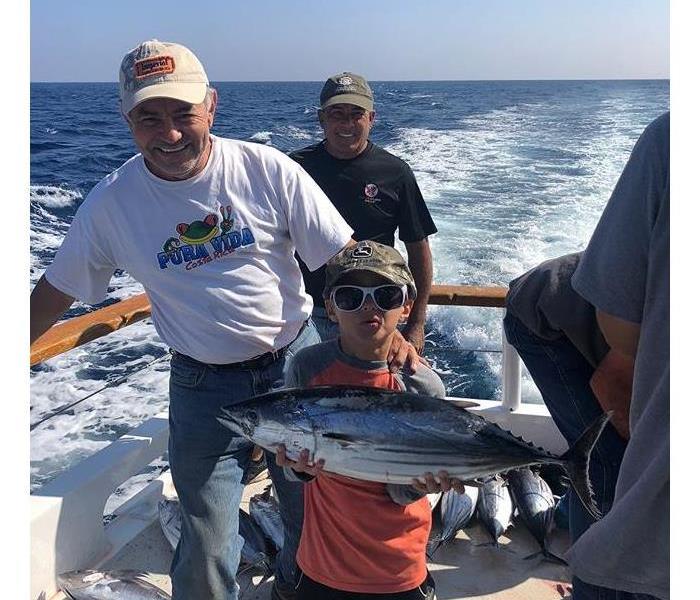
[508,469,555,545]
[57,570,171,600]
[477,476,514,543]
[226,386,565,485]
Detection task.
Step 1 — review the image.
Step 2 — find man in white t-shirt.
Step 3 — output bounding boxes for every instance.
[30,40,364,600]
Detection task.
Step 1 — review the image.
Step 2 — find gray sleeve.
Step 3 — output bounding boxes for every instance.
[283,466,315,483]
[400,364,446,398]
[283,341,338,388]
[506,253,609,367]
[572,113,669,322]
[386,484,426,505]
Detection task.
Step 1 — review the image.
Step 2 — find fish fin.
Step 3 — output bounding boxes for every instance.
[542,549,569,566]
[559,411,610,520]
[321,431,370,447]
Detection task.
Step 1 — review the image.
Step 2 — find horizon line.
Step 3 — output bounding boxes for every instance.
[31,77,670,84]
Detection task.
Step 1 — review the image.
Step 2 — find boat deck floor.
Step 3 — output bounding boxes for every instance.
[53,474,573,600]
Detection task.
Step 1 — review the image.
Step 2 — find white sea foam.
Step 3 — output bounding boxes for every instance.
[385,101,643,397]
[30,319,170,492]
[279,125,315,140]
[248,131,273,144]
[30,184,82,208]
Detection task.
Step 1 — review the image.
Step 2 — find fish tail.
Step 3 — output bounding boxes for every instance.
[559,411,611,520]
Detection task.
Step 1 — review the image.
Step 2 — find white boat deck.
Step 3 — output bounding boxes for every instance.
[35,398,574,600]
[48,471,572,600]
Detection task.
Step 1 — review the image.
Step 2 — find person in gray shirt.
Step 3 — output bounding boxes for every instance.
[504,252,630,600]
[568,112,669,599]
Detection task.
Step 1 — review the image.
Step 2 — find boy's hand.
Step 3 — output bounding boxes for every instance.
[387,330,429,374]
[412,470,465,494]
[275,444,325,477]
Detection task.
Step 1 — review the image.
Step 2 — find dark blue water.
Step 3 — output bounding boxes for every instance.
[29,80,669,489]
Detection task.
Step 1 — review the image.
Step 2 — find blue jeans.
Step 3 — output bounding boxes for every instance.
[168,321,320,600]
[310,306,339,343]
[503,313,640,600]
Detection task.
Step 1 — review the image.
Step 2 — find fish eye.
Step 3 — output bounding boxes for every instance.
[244,410,258,425]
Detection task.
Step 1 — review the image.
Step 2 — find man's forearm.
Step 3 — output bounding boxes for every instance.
[589,348,634,439]
[596,309,640,359]
[30,275,76,344]
[406,239,433,326]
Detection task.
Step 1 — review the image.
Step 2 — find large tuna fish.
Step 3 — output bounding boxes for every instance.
[222,385,608,518]
[508,467,565,564]
[57,570,171,599]
[476,475,514,547]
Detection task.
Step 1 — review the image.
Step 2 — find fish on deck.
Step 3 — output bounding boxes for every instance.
[508,468,565,565]
[57,570,171,600]
[476,475,514,548]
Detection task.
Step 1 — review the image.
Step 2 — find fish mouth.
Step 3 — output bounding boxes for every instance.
[220,408,258,438]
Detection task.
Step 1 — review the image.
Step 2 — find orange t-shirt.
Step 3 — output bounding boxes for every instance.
[290,344,436,593]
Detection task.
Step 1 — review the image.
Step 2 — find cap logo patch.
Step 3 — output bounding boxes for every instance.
[339,76,353,86]
[364,183,378,198]
[134,55,175,79]
[351,245,373,258]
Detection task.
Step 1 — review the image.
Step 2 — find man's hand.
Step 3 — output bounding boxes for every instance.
[589,348,634,440]
[275,445,325,477]
[402,321,426,355]
[386,329,427,374]
[412,470,465,494]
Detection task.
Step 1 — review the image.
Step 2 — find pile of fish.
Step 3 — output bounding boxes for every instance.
[427,467,568,565]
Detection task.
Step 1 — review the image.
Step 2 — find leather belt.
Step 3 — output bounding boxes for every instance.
[171,320,308,371]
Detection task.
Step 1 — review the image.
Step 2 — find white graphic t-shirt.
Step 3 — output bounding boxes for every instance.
[46,136,353,363]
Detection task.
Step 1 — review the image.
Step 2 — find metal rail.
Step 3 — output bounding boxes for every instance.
[30,284,522,409]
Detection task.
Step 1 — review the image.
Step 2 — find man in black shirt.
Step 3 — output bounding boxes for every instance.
[290,72,437,353]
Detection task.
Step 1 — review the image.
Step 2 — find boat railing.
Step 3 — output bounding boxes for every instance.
[30,284,522,410]
[31,284,542,600]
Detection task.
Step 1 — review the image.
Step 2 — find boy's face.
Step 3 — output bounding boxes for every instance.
[325,271,413,347]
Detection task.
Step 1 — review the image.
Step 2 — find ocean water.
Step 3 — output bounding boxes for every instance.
[30,80,669,493]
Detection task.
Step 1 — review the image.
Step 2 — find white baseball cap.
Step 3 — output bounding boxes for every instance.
[119,40,209,115]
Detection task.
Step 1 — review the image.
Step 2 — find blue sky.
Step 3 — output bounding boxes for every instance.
[30,0,669,82]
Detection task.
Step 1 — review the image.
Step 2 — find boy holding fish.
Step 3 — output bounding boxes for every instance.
[275,241,457,599]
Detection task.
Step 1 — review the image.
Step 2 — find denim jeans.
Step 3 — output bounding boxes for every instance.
[503,312,634,600]
[168,320,320,600]
[310,306,339,343]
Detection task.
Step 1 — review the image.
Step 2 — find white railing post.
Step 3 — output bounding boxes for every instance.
[501,316,522,411]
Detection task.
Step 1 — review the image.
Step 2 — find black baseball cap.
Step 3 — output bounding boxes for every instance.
[320,72,374,112]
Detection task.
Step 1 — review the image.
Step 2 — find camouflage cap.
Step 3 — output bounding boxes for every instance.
[324,241,416,298]
[320,72,374,112]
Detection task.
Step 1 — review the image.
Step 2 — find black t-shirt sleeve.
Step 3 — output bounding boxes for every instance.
[396,164,437,243]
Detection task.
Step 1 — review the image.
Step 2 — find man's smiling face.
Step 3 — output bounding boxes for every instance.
[319,103,375,160]
[127,93,217,181]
